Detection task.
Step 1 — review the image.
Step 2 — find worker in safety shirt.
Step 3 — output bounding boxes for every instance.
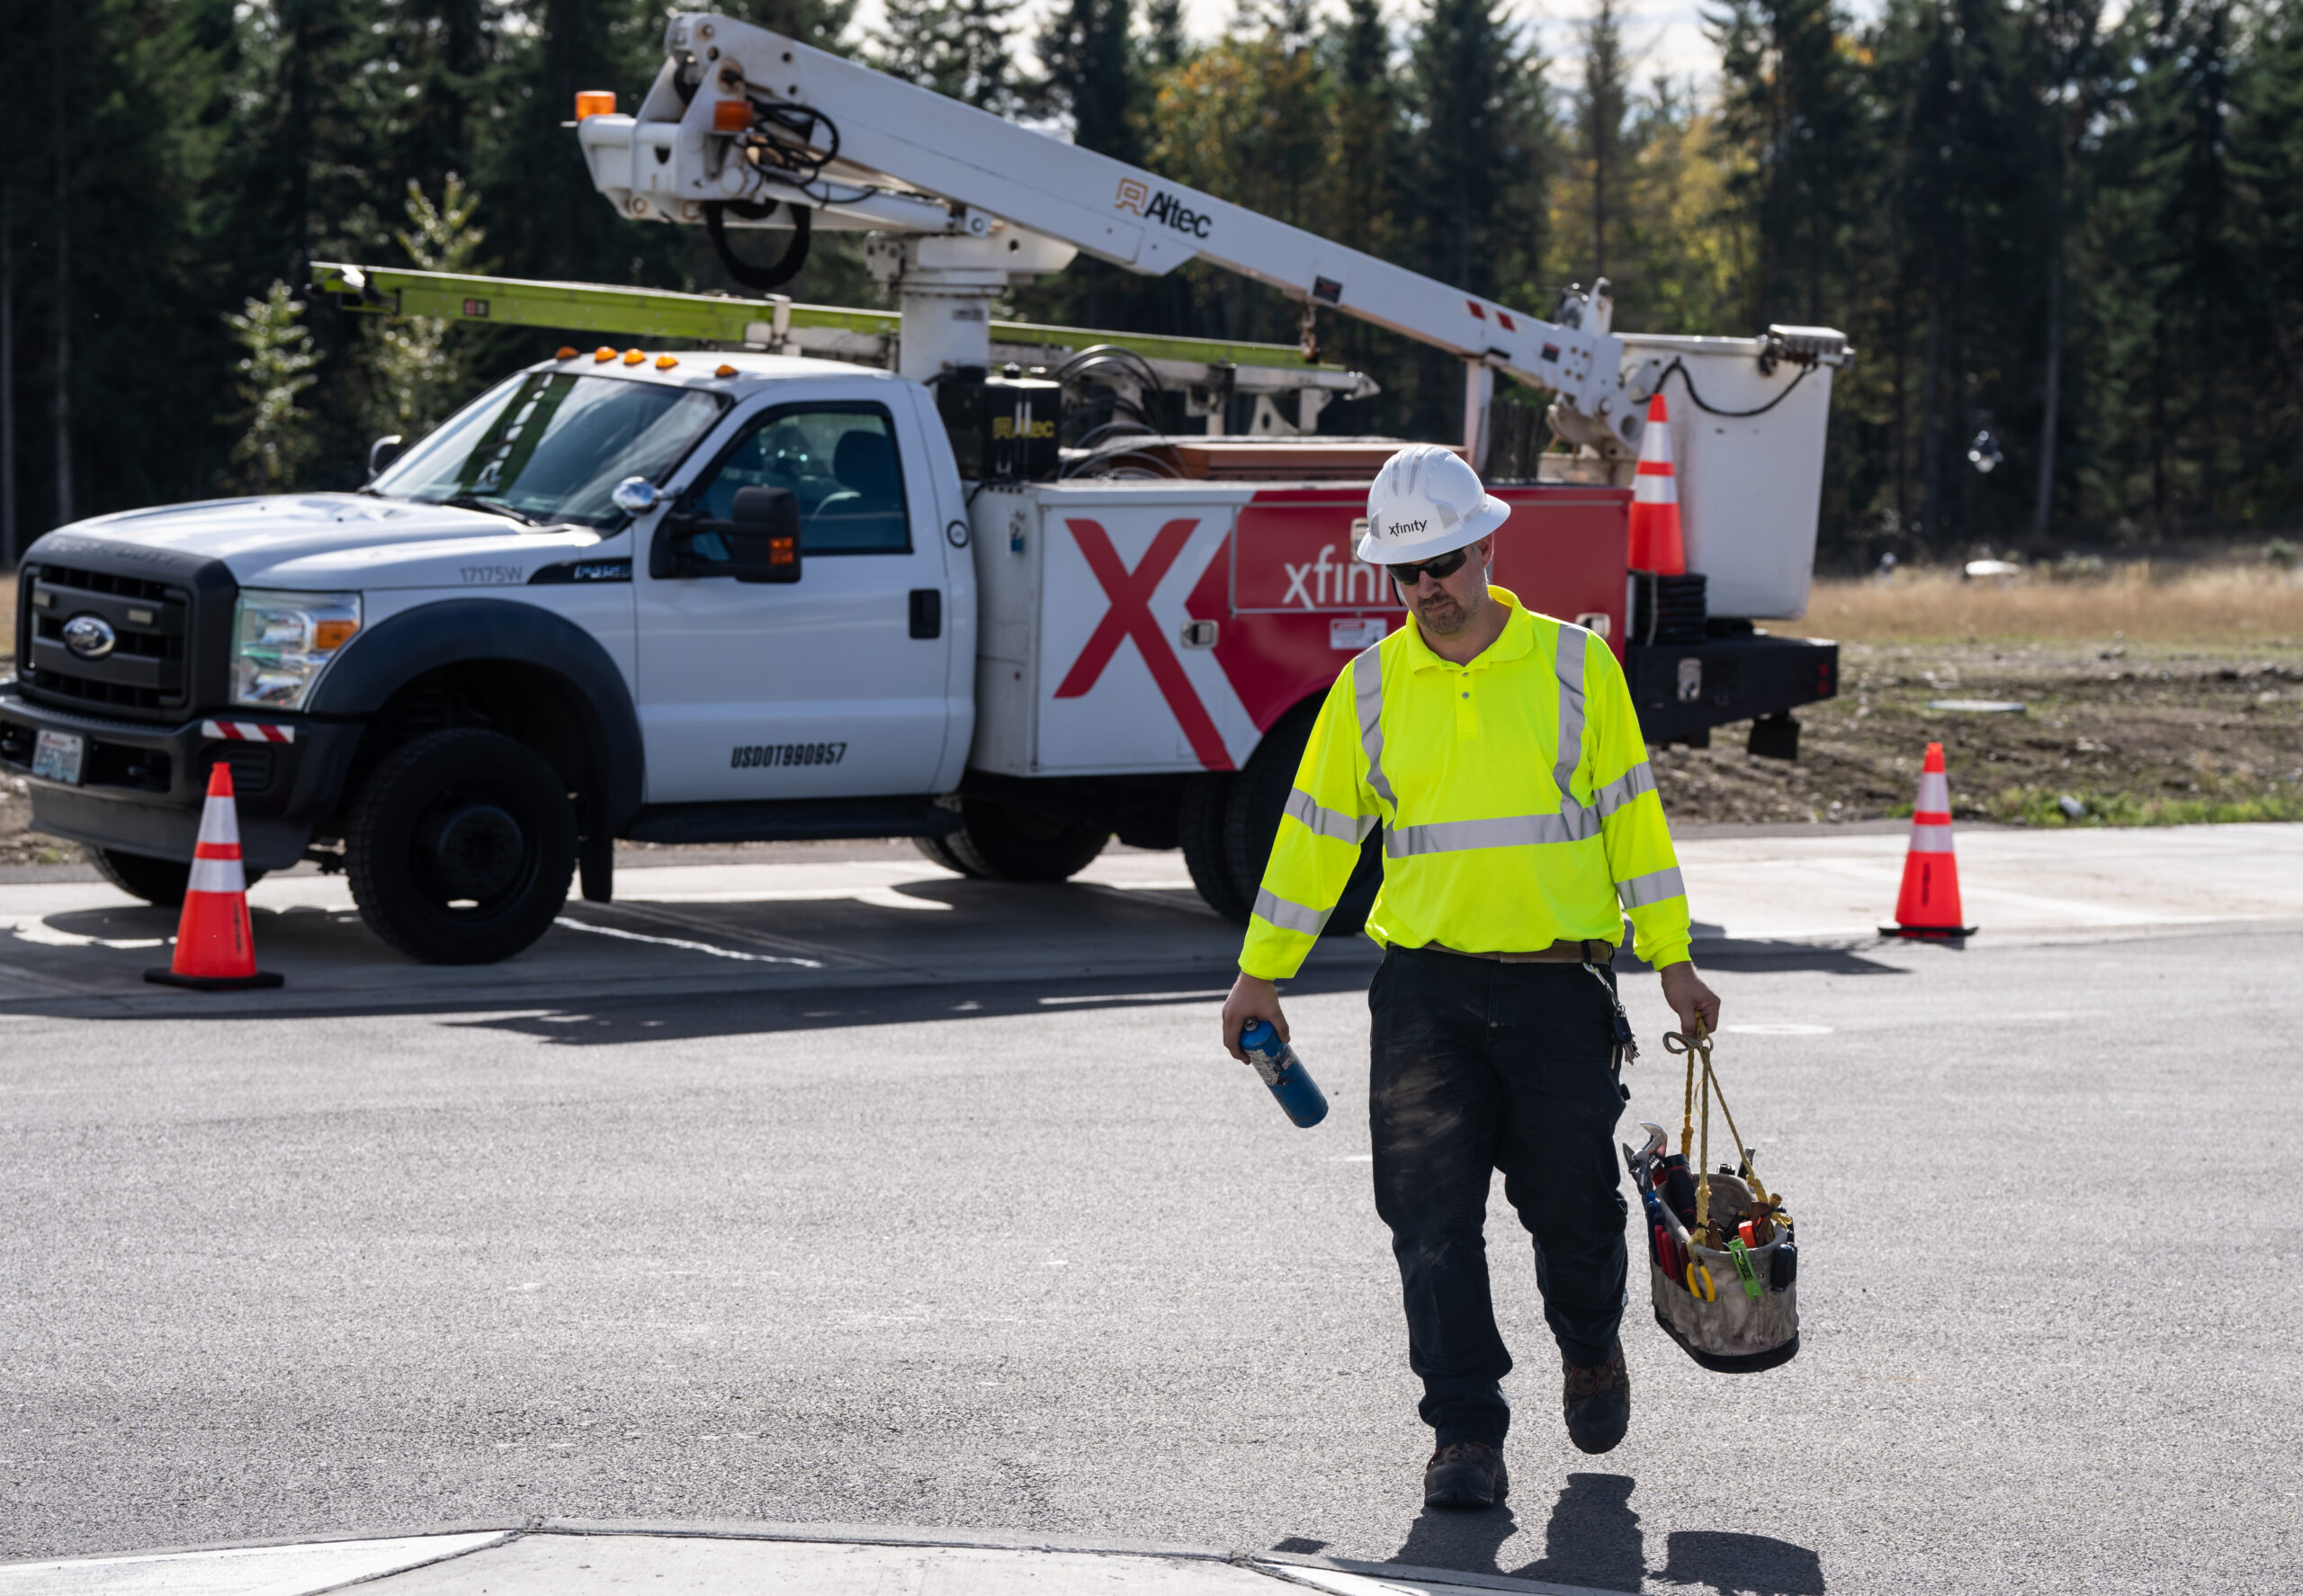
[1220,444,1720,1512]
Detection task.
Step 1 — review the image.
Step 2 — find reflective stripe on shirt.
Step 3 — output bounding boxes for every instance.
[1353,643,1397,809]
[1386,811,1590,856]
[1253,884,1329,937]
[1285,785,1374,844]
[1595,759,1658,818]
[1553,623,1591,835]
[1616,864,1687,907]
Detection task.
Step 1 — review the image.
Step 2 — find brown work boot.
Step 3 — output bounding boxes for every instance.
[1422,1440,1509,1510]
[1562,1341,1630,1455]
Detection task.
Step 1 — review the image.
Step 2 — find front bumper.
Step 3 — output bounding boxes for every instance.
[0,686,363,870]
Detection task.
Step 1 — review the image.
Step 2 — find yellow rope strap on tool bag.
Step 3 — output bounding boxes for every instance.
[1644,1020,1801,1370]
[1662,1020,1784,1246]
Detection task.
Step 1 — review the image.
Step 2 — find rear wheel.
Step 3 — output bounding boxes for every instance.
[1206,712,1384,937]
[1178,773,1248,921]
[910,833,981,877]
[940,798,1109,882]
[345,728,576,964]
[90,847,266,907]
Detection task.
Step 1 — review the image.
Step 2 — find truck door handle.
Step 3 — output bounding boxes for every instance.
[909,588,942,640]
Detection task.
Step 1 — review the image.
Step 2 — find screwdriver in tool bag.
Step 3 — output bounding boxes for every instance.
[1238,1018,1330,1128]
[1659,1152,1700,1229]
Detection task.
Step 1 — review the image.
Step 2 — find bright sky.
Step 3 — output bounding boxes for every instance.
[840,0,1799,96]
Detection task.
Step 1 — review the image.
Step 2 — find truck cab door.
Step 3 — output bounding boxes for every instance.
[632,392,954,802]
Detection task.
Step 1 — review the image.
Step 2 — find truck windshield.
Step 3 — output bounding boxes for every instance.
[370,371,727,527]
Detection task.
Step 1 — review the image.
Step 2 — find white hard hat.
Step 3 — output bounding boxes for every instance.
[1355,444,1510,565]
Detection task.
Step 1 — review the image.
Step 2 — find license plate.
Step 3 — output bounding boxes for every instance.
[31,730,85,785]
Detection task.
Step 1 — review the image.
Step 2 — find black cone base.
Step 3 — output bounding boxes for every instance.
[1878,924,1978,940]
[145,968,286,991]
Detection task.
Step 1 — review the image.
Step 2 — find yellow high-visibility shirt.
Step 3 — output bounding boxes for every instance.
[1238,586,1692,980]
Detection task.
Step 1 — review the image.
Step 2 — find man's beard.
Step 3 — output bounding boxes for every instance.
[1414,586,1477,635]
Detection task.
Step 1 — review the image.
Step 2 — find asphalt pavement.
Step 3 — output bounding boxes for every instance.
[1,825,2297,1593]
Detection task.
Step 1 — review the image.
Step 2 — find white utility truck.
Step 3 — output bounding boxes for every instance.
[1,13,1847,964]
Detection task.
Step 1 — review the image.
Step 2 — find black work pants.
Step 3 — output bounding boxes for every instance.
[1367,944,1630,1449]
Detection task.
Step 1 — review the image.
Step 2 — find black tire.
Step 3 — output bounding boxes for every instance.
[90,847,266,907]
[345,728,576,964]
[910,833,981,877]
[1221,710,1384,938]
[1178,772,1248,922]
[89,847,192,907]
[942,798,1109,882]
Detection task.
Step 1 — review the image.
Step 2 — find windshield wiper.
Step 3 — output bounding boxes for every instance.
[440,493,545,527]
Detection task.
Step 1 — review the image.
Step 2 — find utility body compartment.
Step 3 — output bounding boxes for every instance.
[965,477,1633,777]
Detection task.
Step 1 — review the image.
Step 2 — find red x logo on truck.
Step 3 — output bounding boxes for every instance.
[1054,517,1232,770]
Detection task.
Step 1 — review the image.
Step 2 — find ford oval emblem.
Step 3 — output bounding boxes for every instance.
[62,614,119,660]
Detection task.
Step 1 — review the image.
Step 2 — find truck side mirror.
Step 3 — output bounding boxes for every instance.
[723,486,803,585]
[650,485,803,584]
[368,435,406,478]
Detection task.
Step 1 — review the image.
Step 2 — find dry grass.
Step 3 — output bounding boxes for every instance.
[1775,561,2303,648]
[0,574,13,664]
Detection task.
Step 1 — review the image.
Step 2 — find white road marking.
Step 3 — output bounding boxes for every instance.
[1722,1023,1835,1036]
[622,885,954,911]
[1036,989,1223,1006]
[0,915,166,951]
[551,918,824,966]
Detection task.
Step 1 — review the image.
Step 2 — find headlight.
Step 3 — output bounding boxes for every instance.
[230,589,362,711]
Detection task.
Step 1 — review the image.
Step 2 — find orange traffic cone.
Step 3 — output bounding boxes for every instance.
[1627,392,1687,574]
[1880,742,1977,939]
[145,763,283,990]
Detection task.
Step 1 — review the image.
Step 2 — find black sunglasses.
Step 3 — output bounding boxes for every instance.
[1385,546,1473,586]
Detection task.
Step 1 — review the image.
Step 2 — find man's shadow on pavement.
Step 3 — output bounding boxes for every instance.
[1390,1473,1824,1594]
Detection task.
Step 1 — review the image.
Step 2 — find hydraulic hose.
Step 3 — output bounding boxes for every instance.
[703,200,813,293]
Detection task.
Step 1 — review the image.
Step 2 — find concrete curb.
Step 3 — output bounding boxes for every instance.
[0,1519,1630,1596]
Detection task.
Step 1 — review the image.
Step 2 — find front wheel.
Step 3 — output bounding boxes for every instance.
[91,847,266,907]
[345,729,576,964]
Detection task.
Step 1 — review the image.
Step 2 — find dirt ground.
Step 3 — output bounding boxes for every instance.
[4,564,2300,865]
[1649,638,2303,827]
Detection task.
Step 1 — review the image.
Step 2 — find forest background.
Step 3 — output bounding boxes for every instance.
[0,0,2298,569]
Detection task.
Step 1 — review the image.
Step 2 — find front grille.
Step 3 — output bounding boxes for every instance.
[20,560,194,716]
[33,562,176,605]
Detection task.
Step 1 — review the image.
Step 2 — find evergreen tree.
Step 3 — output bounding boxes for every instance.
[225,282,322,491]
[390,0,495,195]
[1143,0,1188,71]
[873,0,1031,111]
[731,0,857,49]
[366,176,489,441]
[1326,0,1400,261]
[1708,0,1865,327]
[1406,0,1547,300]
[1039,0,1140,161]
[1576,0,1634,282]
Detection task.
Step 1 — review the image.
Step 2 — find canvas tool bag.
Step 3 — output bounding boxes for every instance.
[1625,1024,1801,1372]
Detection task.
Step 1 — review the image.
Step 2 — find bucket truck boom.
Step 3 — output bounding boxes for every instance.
[575,13,1847,480]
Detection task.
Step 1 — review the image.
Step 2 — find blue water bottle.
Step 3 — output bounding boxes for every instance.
[1238,1019,1330,1128]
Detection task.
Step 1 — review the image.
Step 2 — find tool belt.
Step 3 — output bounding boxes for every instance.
[1426,937,1616,964]
[1623,1023,1801,1373]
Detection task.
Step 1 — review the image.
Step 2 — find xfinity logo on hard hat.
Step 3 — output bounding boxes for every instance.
[1384,519,1429,540]
[1114,179,1212,239]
